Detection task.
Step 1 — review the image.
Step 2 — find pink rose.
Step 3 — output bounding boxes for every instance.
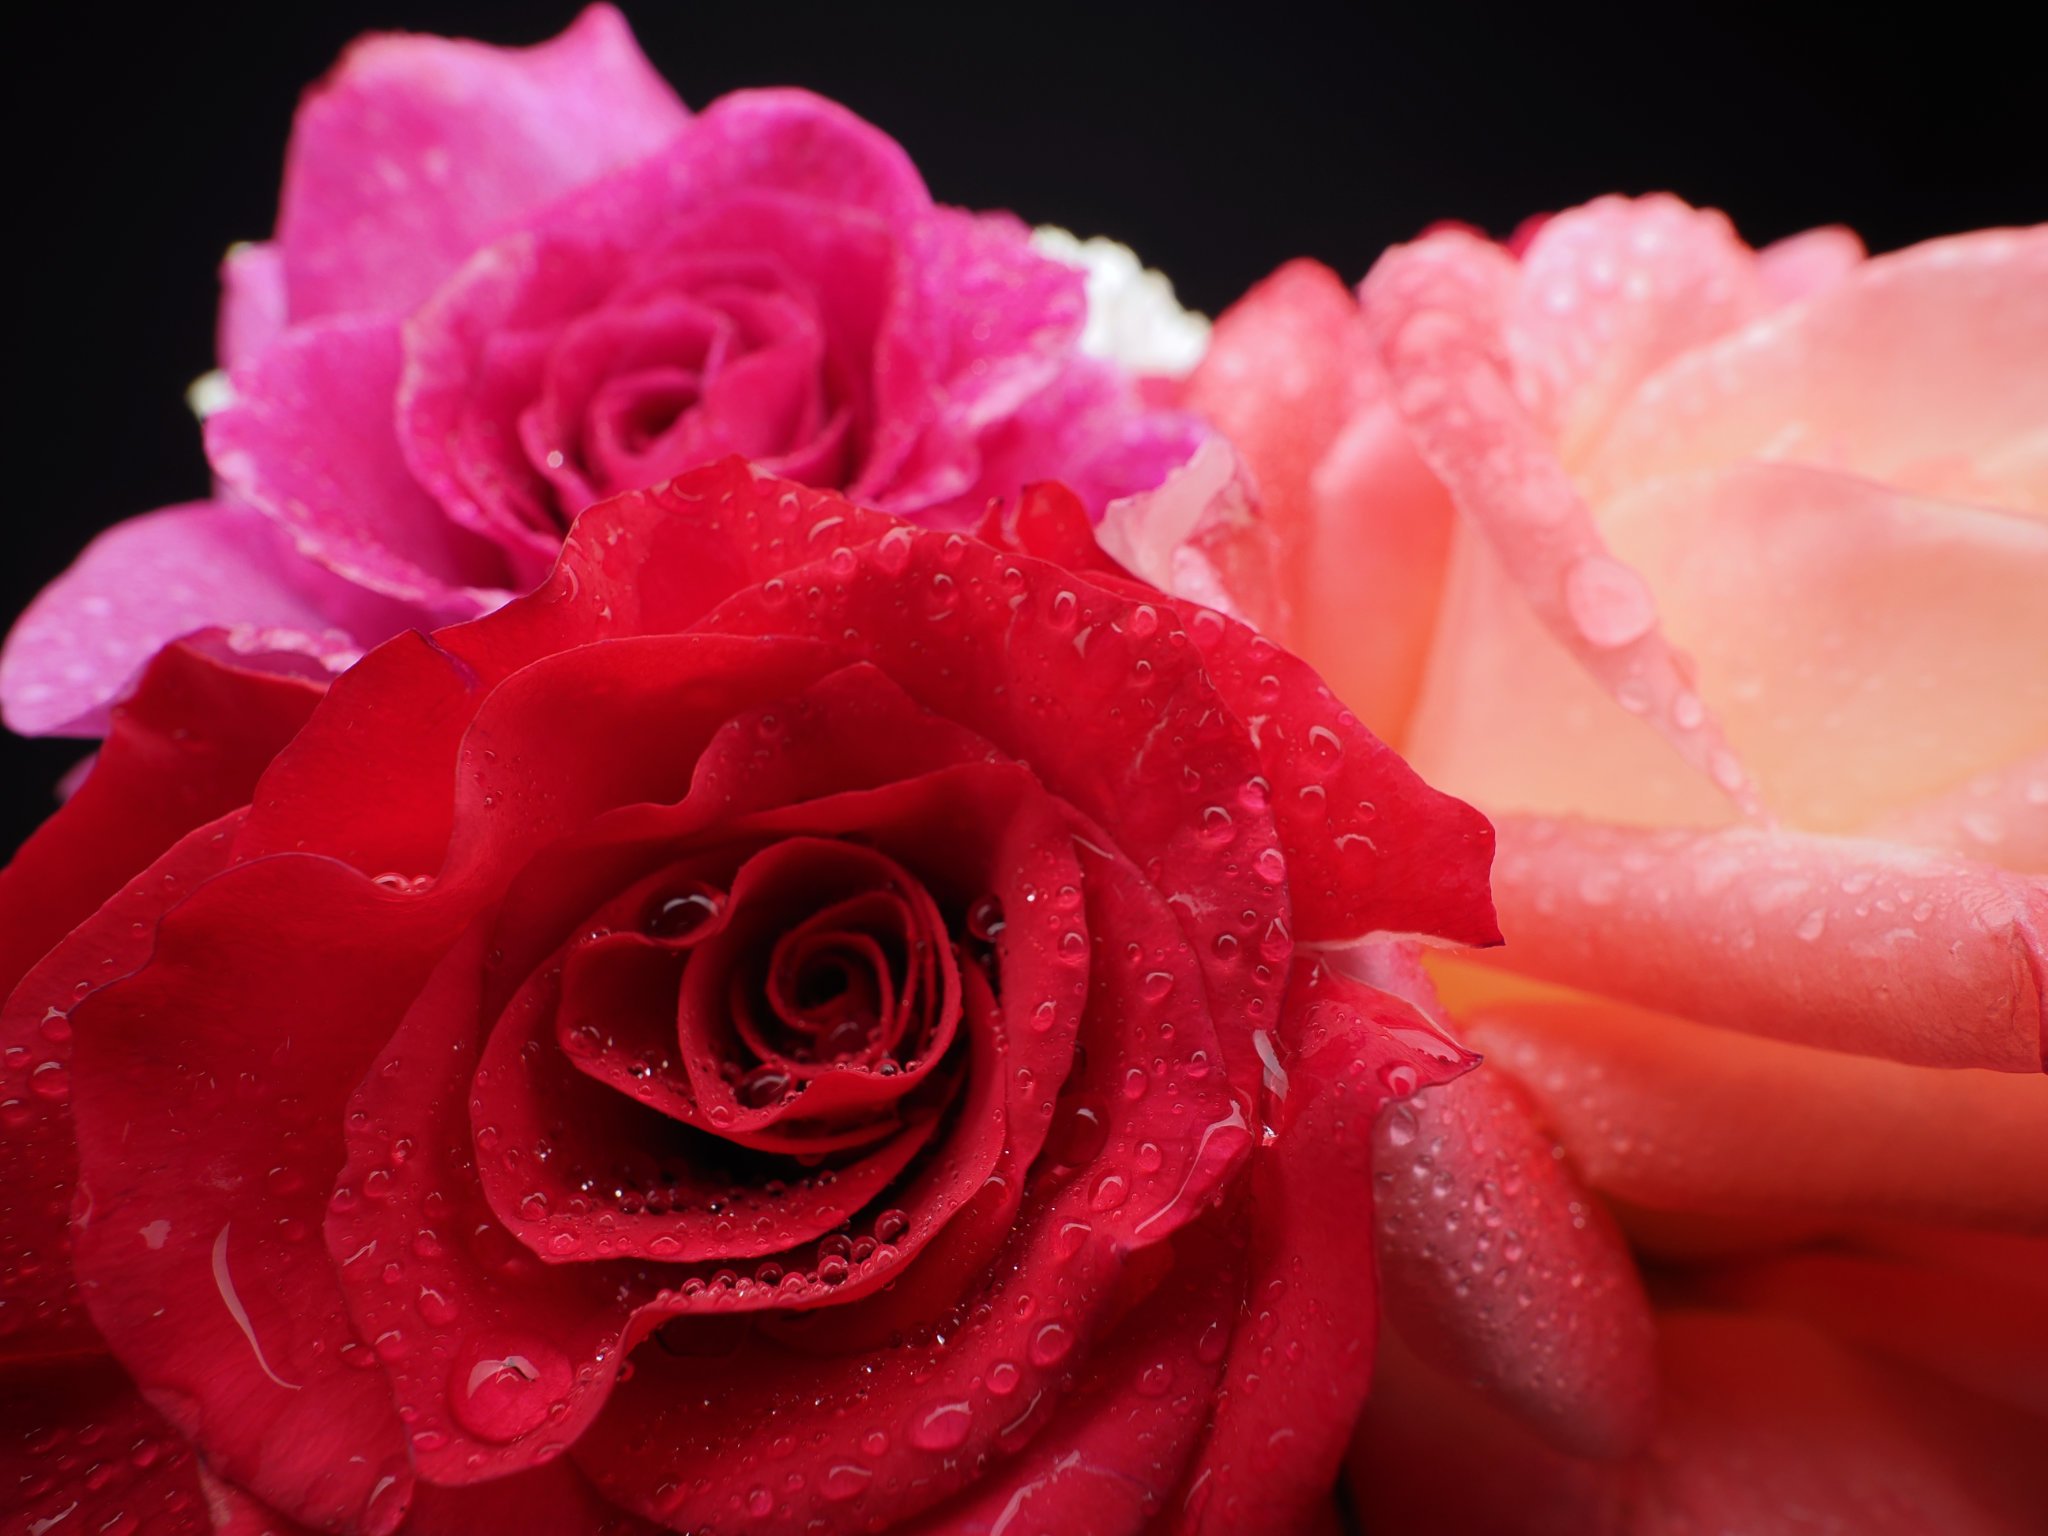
[1154,197,2048,1531]
[1,7,1199,737]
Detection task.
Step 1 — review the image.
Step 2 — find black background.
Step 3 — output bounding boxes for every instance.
[5,0,2037,852]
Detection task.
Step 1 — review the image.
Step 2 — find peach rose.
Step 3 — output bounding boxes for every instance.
[1148,197,2048,1531]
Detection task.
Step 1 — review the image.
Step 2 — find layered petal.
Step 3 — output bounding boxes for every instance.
[277,4,687,322]
[0,502,353,737]
[1,645,319,1363]
[1580,225,2048,514]
[1362,227,1762,816]
[1487,816,2047,1070]
[1373,1066,1658,1458]
[1466,995,2048,1229]
[1,1357,210,1536]
[1598,462,2048,831]
[1177,964,1471,1533]
[1350,1311,2048,1535]
[207,317,513,616]
[69,857,463,1531]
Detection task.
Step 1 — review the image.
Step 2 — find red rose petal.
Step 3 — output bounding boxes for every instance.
[232,629,485,875]
[326,924,643,1487]
[0,639,320,991]
[1,1357,210,1536]
[474,945,945,1267]
[69,857,452,1532]
[1175,962,1468,1534]
[688,500,1291,1091]
[2,644,318,1363]
[570,803,1240,1532]
[1,813,244,1365]
[202,1445,660,1536]
[972,476,1500,950]
[895,1217,1244,1536]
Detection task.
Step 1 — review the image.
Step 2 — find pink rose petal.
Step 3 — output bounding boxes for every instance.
[1374,1065,1659,1458]
[207,316,513,616]
[0,502,355,736]
[218,241,289,369]
[277,4,687,323]
[1505,194,1766,459]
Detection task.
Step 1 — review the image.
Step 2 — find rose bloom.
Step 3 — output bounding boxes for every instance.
[1153,198,2048,1530]
[0,459,1498,1534]
[0,5,1200,739]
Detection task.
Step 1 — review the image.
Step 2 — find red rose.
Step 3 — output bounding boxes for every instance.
[1,460,1495,1534]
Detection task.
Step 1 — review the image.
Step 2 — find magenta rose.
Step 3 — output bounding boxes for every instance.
[1,6,1200,737]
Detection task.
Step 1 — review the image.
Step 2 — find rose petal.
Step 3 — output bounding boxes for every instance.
[1863,748,2048,874]
[1467,994,2048,1228]
[1402,518,1737,828]
[1096,437,1286,635]
[1,1358,210,1536]
[0,502,353,737]
[1350,1311,2048,1536]
[1678,1245,2048,1415]
[1,814,242,1367]
[207,316,514,614]
[1363,227,1763,815]
[277,4,686,323]
[1754,224,1865,308]
[1,646,320,1364]
[325,924,643,1487]
[1176,963,1470,1533]
[1503,194,1765,460]
[1581,225,2048,515]
[219,241,289,369]
[1373,1064,1658,1458]
[894,1218,1242,1536]
[1597,462,2048,832]
[1176,258,1456,733]
[69,858,454,1532]
[1487,816,2047,1071]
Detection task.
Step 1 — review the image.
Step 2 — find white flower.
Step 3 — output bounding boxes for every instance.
[1031,227,1211,378]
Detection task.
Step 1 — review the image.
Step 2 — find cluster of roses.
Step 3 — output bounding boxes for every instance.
[3,9,2041,1535]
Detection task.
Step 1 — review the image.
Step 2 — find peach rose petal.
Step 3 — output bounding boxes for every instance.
[1504,195,1765,461]
[1403,520,1740,828]
[1485,816,2047,1072]
[1361,229,1762,817]
[1095,436,1283,633]
[1631,1313,2048,1535]
[1599,462,2048,832]
[1296,402,1456,745]
[1863,749,2048,875]
[1347,1327,1628,1536]
[1351,1312,2048,1536]
[1467,999,2048,1229]
[1374,1067,1658,1459]
[1580,226,2048,513]
[1753,224,1866,308]
[1678,1247,2048,1415]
